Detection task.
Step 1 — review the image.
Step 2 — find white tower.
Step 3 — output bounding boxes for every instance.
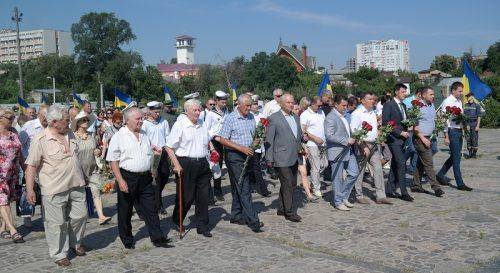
[175,35,195,64]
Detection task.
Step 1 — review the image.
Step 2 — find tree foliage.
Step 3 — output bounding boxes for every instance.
[430,54,458,74]
[484,41,500,73]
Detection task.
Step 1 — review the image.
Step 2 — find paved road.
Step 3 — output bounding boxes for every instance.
[1,129,499,273]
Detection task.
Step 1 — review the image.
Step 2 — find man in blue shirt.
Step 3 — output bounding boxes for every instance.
[216,94,263,233]
[411,87,444,197]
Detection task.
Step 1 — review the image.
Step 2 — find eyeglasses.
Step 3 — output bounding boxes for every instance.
[209,104,215,106]
[275,95,282,98]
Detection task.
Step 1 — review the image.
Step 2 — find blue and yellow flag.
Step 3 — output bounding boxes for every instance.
[114,88,132,108]
[163,85,178,107]
[461,60,491,101]
[317,71,332,96]
[72,91,84,108]
[231,82,238,101]
[17,97,29,111]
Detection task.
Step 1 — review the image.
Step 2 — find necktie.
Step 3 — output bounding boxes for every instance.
[399,103,406,120]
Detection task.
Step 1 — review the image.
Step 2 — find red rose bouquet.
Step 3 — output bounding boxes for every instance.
[209,150,220,163]
[375,120,396,145]
[352,121,373,141]
[401,99,424,128]
[445,106,470,139]
[237,118,269,185]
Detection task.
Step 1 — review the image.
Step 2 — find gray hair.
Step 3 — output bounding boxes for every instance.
[280,93,294,104]
[184,99,201,112]
[141,107,150,116]
[238,94,252,105]
[273,88,283,96]
[123,107,142,122]
[46,105,68,124]
[251,94,259,102]
[299,97,311,109]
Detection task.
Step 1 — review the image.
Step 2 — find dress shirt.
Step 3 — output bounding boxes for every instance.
[282,110,298,138]
[19,118,44,158]
[106,126,153,173]
[203,108,227,138]
[393,98,407,120]
[141,117,170,148]
[350,105,378,142]
[417,101,436,136]
[166,117,210,158]
[263,100,281,118]
[334,109,351,137]
[217,109,255,147]
[25,129,85,196]
[441,95,463,131]
[300,107,325,146]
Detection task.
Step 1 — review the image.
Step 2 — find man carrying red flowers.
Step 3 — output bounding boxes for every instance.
[436,82,473,191]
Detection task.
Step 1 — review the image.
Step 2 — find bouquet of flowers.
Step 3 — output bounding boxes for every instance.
[445,105,470,139]
[237,118,269,185]
[352,121,373,141]
[100,181,115,194]
[430,111,451,139]
[375,120,396,145]
[401,99,424,128]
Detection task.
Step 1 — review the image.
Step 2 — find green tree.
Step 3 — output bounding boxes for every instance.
[71,12,136,75]
[345,67,396,96]
[484,41,500,73]
[290,71,322,99]
[430,54,458,74]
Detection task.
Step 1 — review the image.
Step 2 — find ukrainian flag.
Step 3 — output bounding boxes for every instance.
[231,82,238,102]
[163,85,178,107]
[72,91,84,108]
[17,97,29,111]
[317,71,332,96]
[461,60,491,101]
[114,88,132,108]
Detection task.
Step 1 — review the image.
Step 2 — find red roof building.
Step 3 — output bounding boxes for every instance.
[157,63,198,80]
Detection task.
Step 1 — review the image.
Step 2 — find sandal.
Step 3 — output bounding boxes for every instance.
[11,232,25,243]
[0,231,11,239]
[99,217,111,225]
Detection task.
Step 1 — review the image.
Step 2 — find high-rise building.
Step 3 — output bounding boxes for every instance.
[0,29,73,64]
[345,57,356,72]
[355,39,409,71]
[175,35,195,65]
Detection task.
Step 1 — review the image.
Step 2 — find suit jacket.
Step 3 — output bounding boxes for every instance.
[382,98,407,146]
[324,109,351,162]
[265,111,302,167]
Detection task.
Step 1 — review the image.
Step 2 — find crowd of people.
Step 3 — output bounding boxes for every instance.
[0,81,482,267]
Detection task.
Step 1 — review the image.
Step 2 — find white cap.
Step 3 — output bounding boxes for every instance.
[147,101,162,109]
[71,112,89,132]
[184,92,200,100]
[215,90,228,99]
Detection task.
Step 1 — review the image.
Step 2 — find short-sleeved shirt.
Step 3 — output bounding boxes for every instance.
[300,107,325,146]
[106,126,153,173]
[141,117,170,148]
[464,102,482,127]
[350,105,378,142]
[417,101,436,136]
[19,118,44,158]
[166,117,210,158]
[25,129,85,196]
[217,109,255,147]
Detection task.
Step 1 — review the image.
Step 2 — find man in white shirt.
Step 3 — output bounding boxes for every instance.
[166,99,214,238]
[300,96,328,197]
[262,88,283,118]
[107,107,172,249]
[351,92,392,205]
[436,82,472,191]
[142,101,171,214]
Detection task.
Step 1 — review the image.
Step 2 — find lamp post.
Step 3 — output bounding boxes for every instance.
[12,7,24,99]
[46,76,55,103]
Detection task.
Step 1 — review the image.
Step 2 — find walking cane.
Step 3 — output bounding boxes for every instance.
[178,173,184,239]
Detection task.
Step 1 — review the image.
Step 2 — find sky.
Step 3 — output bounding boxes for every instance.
[1,0,499,71]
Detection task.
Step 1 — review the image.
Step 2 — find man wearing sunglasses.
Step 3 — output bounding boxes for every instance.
[263,88,283,118]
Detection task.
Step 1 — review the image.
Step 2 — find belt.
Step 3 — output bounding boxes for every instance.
[120,168,151,176]
[178,156,206,162]
[449,127,463,131]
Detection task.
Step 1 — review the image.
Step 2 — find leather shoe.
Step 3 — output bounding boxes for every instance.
[410,186,426,193]
[55,258,71,267]
[356,197,371,204]
[71,246,86,256]
[400,194,414,202]
[375,198,393,205]
[197,230,213,238]
[285,214,302,222]
[153,237,174,248]
[434,188,445,197]
[457,184,473,191]
[277,210,284,216]
[386,192,401,199]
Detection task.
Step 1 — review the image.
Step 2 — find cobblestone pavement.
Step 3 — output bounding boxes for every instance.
[1,129,499,273]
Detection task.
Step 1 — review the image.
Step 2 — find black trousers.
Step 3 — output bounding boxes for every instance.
[172,157,211,233]
[210,140,224,197]
[249,152,268,194]
[117,169,163,246]
[275,163,298,216]
[387,144,409,195]
[154,149,170,210]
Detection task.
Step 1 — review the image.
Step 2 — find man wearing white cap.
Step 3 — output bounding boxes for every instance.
[183,92,200,100]
[142,101,171,214]
[203,90,229,201]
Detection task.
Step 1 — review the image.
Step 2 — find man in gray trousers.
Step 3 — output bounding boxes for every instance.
[265,93,303,222]
[324,94,360,211]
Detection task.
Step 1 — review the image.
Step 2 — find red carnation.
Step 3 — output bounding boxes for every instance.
[210,150,220,163]
[387,120,397,127]
[260,118,269,127]
[362,122,373,131]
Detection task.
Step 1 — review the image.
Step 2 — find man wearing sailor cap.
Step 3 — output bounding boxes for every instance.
[142,101,171,214]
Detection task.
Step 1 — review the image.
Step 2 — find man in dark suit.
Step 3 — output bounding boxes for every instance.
[382,83,414,202]
[265,93,303,222]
